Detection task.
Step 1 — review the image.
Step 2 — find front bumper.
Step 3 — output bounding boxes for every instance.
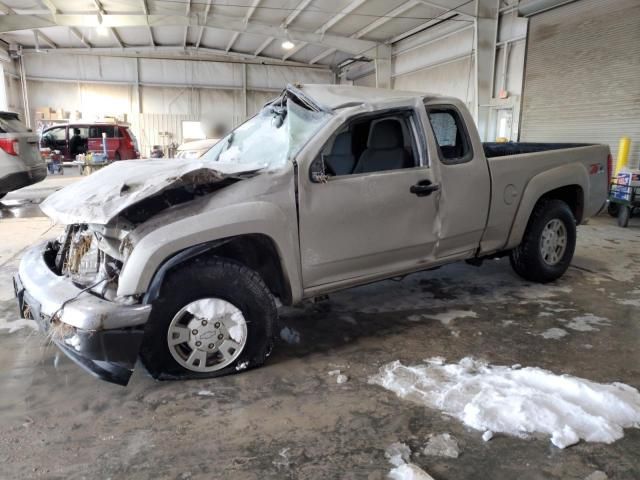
[14,241,152,385]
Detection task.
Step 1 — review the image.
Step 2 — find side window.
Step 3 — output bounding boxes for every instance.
[427,107,472,164]
[311,111,421,180]
[49,127,66,141]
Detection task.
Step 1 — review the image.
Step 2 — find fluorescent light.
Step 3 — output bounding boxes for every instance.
[96,26,109,37]
[281,40,295,50]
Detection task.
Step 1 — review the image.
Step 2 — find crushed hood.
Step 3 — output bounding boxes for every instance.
[41,158,264,225]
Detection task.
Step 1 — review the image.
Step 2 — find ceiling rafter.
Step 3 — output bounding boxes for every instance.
[310,0,421,64]
[416,0,475,18]
[40,0,92,48]
[92,0,123,48]
[195,0,212,49]
[34,29,57,48]
[282,0,370,61]
[0,13,378,56]
[183,0,191,48]
[139,0,154,47]
[226,0,262,52]
[254,0,311,56]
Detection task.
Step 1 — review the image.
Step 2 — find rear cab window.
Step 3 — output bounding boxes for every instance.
[426,106,473,164]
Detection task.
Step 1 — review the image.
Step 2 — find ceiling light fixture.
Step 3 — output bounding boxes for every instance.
[282,40,295,50]
[96,25,109,37]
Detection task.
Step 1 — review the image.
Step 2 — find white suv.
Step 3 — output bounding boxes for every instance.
[0,112,46,200]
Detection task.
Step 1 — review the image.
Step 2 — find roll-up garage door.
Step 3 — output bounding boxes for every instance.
[520,0,640,161]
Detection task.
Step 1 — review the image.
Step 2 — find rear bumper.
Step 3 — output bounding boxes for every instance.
[0,164,47,193]
[14,241,152,385]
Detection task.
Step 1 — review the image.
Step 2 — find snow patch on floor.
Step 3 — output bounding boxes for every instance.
[425,310,478,326]
[540,327,569,340]
[370,357,640,449]
[619,298,640,308]
[385,443,435,480]
[0,317,38,334]
[423,433,459,458]
[279,326,301,344]
[388,463,435,480]
[564,314,610,332]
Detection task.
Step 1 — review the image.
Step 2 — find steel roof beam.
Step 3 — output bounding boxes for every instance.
[282,0,370,61]
[254,0,311,56]
[0,13,378,55]
[227,0,262,52]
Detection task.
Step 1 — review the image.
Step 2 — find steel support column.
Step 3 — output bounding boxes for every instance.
[474,0,499,140]
[375,44,392,89]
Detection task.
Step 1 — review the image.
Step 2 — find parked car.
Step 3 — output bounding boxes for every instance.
[40,122,140,161]
[15,85,610,385]
[176,138,220,159]
[0,111,47,200]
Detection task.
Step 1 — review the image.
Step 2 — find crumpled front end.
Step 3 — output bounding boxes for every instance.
[14,232,151,386]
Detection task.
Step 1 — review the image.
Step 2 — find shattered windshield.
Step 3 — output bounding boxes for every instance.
[201,98,331,170]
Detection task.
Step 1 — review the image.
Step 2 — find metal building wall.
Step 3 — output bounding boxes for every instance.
[520,0,640,162]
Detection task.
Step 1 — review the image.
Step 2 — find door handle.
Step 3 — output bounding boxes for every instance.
[410,180,440,197]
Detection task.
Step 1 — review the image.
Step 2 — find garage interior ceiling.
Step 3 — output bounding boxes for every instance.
[0,0,479,68]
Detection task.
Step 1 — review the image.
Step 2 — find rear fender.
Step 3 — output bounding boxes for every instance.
[505,163,588,250]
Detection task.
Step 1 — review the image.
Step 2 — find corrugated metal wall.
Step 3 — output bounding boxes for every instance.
[520,0,640,163]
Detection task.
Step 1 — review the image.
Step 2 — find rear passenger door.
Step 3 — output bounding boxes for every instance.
[298,108,441,288]
[424,102,491,259]
[88,125,119,159]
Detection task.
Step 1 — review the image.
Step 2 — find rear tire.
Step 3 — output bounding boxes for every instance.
[510,199,576,283]
[114,151,121,161]
[607,202,619,217]
[140,256,276,380]
[617,206,630,228]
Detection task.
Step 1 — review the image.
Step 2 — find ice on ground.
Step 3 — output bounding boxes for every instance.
[423,433,459,458]
[370,357,640,449]
[273,447,291,469]
[482,430,493,442]
[385,442,411,467]
[197,390,215,397]
[619,298,640,307]
[279,326,301,344]
[425,309,478,326]
[540,327,569,340]
[0,317,38,334]
[385,443,435,480]
[564,314,610,332]
[336,374,348,384]
[584,471,608,480]
[388,463,435,480]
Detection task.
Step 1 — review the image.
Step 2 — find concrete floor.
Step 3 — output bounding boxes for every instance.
[1,174,639,480]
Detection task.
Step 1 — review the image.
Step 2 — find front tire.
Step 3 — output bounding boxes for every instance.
[140,257,276,380]
[510,199,576,283]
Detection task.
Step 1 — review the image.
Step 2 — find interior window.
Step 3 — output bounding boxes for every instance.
[312,112,420,180]
[427,107,472,164]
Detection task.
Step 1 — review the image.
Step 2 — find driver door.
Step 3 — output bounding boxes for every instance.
[298,108,440,289]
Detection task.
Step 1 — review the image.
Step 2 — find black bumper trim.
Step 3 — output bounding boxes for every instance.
[15,273,145,386]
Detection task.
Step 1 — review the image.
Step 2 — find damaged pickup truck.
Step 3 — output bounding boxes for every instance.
[14,85,610,385]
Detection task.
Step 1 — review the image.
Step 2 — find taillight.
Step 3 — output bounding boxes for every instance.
[607,153,613,183]
[0,138,19,156]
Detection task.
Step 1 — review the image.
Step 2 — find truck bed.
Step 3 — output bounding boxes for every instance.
[483,142,591,158]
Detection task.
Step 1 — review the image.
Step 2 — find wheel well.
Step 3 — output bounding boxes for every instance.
[539,185,584,223]
[201,234,291,305]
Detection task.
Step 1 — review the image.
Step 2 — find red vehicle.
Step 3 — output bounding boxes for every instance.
[40,122,140,161]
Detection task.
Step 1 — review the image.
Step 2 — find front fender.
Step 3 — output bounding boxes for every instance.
[505,163,588,249]
[116,201,302,302]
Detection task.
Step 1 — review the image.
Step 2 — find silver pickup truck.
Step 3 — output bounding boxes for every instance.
[14,85,610,385]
